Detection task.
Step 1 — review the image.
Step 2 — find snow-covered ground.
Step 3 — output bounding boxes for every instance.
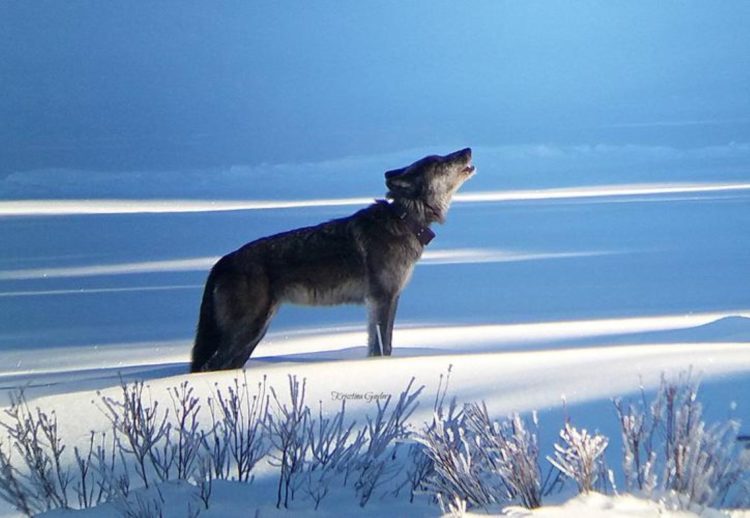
[1,145,749,516]
[3,1,749,514]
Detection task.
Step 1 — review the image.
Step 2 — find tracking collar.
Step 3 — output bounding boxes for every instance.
[389,202,435,246]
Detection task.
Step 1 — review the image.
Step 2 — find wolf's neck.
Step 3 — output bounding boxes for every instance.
[392,198,442,226]
[389,198,437,246]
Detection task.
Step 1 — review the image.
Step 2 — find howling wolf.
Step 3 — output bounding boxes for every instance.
[191,148,475,372]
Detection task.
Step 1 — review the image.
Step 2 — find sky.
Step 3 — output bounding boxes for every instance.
[1,1,750,175]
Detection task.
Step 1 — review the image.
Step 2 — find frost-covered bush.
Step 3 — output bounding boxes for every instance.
[416,395,546,509]
[613,390,658,494]
[613,371,749,508]
[547,421,609,494]
[465,404,545,508]
[0,369,748,516]
[415,402,489,509]
[437,493,468,517]
[406,365,456,503]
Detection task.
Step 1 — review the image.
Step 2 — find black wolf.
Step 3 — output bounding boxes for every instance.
[191,148,475,372]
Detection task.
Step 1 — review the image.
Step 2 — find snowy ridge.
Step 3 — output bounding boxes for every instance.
[8,338,750,518]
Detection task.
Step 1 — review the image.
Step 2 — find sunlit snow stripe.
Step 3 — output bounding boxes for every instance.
[420,248,616,265]
[1,183,749,216]
[1,311,747,377]
[0,284,202,297]
[0,257,219,280]
[0,198,372,216]
[254,310,750,358]
[0,248,615,280]
[453,182,750,203]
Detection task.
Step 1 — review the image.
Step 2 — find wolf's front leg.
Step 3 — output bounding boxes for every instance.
[367,295,399,356]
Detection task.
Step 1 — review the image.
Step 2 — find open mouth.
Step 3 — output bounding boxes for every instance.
[462,164,476,176]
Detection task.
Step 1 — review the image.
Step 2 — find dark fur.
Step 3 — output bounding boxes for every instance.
[191,148,475,372]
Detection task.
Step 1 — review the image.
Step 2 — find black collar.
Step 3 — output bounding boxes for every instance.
[389,202,435,246]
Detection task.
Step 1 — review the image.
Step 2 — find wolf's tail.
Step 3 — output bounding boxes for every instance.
[190,270,221,373]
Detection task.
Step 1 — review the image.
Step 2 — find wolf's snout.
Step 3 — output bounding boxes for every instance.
[449,147,471,161]
[457,147,474,175]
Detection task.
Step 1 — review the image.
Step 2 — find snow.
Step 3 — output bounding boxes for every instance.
[501,492,750,518]
[1,3,749,516]
[40,487,750,518]
[2,182,750,217]
[1,150,749,516]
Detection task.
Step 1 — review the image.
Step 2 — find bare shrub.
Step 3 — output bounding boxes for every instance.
[91,430,131,503]
[0,390,71,515]
[192,454,214,510]
[73,431,113,508]
[267,375,310,508]
[203,392,230,481]
[206,373,269,483]
[97,379,170,489]
[0,442,34,516]
[355,377,423,507]
[114,488,165,518]
[168,381,205,480]
[304,399,361,509]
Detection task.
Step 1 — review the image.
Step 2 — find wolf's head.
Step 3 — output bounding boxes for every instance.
[385,148,475,223]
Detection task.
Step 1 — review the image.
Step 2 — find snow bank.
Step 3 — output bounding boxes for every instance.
[501,491,745,518]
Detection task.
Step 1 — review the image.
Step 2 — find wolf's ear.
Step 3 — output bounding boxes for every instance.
[385,167,419,197]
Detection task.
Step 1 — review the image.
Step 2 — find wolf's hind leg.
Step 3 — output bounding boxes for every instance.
[223,314,274,370]
[201,271,275,371]
[202,309,274,371]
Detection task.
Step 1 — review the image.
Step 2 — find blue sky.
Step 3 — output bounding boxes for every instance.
[1,1,749,174]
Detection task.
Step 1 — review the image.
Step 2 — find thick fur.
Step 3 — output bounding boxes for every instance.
[191,148,475,372]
